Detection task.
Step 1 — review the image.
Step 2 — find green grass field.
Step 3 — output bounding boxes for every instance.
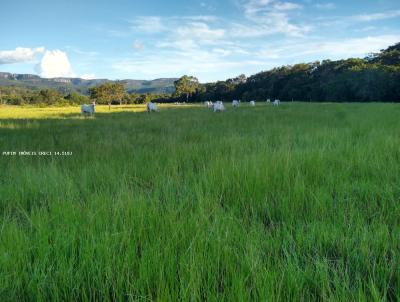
[1,103,399,301]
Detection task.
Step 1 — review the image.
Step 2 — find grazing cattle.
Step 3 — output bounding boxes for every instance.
[266,99,271,103]
[273,99,280,106]
[81,102,95,116]
[232,100,240,107]
[250,100,256,106]
[147,102,159,112]
[213,101,225,112]
[205,101,213,108]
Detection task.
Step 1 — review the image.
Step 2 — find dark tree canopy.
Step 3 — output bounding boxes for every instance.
[89,82,125,105]
[174,75,199,101]
[185,43,400,103]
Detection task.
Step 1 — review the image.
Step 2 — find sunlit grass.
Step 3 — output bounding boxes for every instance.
[0,102,399,301]
[0,103,199,119]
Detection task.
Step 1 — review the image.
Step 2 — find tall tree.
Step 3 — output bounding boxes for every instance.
[174,75,199,102]
[89,82,125,110]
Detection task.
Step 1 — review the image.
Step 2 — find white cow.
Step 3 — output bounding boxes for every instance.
[250,100,256,106]
[232,100,240,107]
[266,99,271,103]
[213,101,225,112]
[205,101,213,108]
[81,102,95,115]
[273,99,280,106]
[147,102,159,112]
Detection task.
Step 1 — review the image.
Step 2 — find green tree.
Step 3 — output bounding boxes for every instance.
[174,75,199,102]
[31,89,63,105]
[64,92,89,105]
[126,93,145,104]
[89,82,126,110]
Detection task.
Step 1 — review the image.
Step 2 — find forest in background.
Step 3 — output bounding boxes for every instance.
[0,42,399,106]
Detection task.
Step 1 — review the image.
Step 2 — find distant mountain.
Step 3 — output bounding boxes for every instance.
[0,72,177,94]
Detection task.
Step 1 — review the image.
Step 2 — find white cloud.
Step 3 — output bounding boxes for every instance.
[110,34,400,82]
[273,2,302,10]
[314,2,335,10]
[36,50,74,78]
[131,16,165,33]
[243,0,301,17]
[111,48,262,82]
[243,0,274,16]
[110,5,311,81]
[212,48,232,56]
[0,47,45,64]
[140,18,228,54]
[315,10,400,30]
[183,15,218,22]
[60,4,399,82]
[239,0,309,37]
[353,10,400,22]
[176,22,225,42]
[256,35,400,60]
[81,73,96,80]
[156,39,199,50]
[230,12,311,37]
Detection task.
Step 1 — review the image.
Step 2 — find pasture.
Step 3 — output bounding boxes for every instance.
[1,103,400,301]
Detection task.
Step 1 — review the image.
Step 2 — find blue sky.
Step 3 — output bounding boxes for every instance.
[1,0,399,82]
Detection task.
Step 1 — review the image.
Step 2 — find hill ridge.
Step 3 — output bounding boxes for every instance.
[0,72,177,94]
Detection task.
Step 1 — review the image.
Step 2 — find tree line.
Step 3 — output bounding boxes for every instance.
[0,84,169,106]
[1,42,399,106]
[176,42,400,103]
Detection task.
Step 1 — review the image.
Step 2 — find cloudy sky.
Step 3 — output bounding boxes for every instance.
[1,0,399,82]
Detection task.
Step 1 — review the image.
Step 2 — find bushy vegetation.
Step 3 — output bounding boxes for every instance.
[0,87,87,106]
[191,42,400,103]
[1,103,400,300]
[0,85,168,107]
